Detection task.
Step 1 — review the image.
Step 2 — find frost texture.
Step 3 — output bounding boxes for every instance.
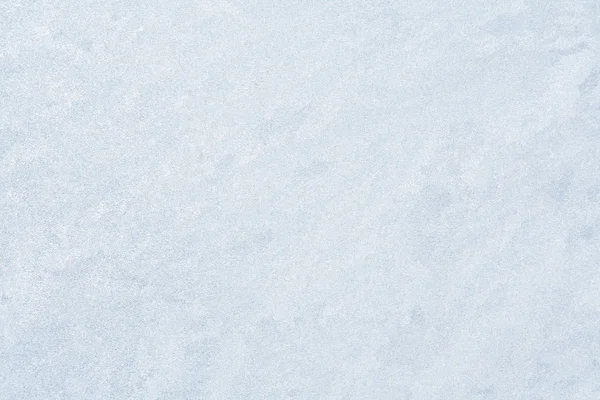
[2,1,600,399]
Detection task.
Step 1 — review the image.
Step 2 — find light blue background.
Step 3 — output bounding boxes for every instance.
[2,1,600,398]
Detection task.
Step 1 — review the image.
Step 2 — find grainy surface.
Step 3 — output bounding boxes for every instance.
[2,1,600,398]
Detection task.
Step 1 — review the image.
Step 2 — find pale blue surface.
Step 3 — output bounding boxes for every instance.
[2,1,600,399]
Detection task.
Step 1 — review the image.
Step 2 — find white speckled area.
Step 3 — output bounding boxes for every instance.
[2,1,600,398]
